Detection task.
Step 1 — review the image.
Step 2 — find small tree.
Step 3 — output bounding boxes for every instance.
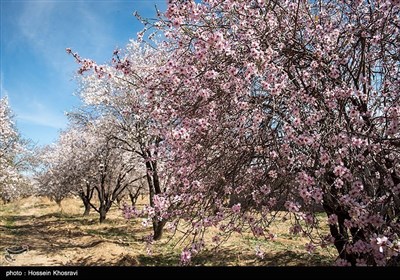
[36,140,75,209]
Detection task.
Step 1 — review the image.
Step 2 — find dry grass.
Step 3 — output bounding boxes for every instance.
[0,196,336,266]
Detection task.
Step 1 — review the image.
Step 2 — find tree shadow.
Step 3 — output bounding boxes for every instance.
[0,212,132,256]
[0,209,334,266]
[66,254,140,266]
[85,226,149,242]
[132,247,331,266]
[136,253,179,266]
[259,250,332,266]
[1,214,37,226]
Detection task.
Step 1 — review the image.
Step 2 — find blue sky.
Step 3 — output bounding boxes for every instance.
[0,0,166,146]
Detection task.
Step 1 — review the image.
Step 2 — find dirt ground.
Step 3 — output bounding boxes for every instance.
[0,196,336,266]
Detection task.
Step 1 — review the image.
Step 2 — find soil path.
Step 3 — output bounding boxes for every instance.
[0,197,139,266]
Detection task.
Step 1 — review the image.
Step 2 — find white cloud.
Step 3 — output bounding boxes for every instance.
[1,73,64,129]
[17,1,56,47]
[16,0,116,74]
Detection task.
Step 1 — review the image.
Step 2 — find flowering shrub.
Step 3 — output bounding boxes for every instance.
[144,0,400,266]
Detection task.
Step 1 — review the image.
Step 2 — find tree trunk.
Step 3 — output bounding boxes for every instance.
[98,200,112,223]
[56,199,62,207]
[116,196,123,206]
[55,199,63,213]
[83,202,91,216]
[152,219,167,241]
[323,199,362,266]
[2,198,10,204]
[99,207,107,223]
[79,192,91,216]
[145,157,166,241]
[129,190,141,206]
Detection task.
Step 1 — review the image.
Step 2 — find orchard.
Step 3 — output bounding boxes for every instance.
[1,0,399,267]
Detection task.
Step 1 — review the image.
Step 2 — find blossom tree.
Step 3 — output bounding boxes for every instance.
[36,127,94,212]
[73,117,144,223]
[0,97,32,203]
[37,118,142,222]
[134,0,399,266]
[68,40,171,238]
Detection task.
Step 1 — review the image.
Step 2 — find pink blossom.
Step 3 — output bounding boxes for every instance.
[333,165,348,177]
[328,214,338,225]
[376,236,390,253]
[289,224,302,235]
[212,235,220,243]
[335,259,351,266]
[255,245,265,259]
[310,61,319,69]
[268,170,278,179]
[305,242,316,254]
[180,249,192,265]
[356,258,368,266]
[231,203,241,213]
[285,201,301,213]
